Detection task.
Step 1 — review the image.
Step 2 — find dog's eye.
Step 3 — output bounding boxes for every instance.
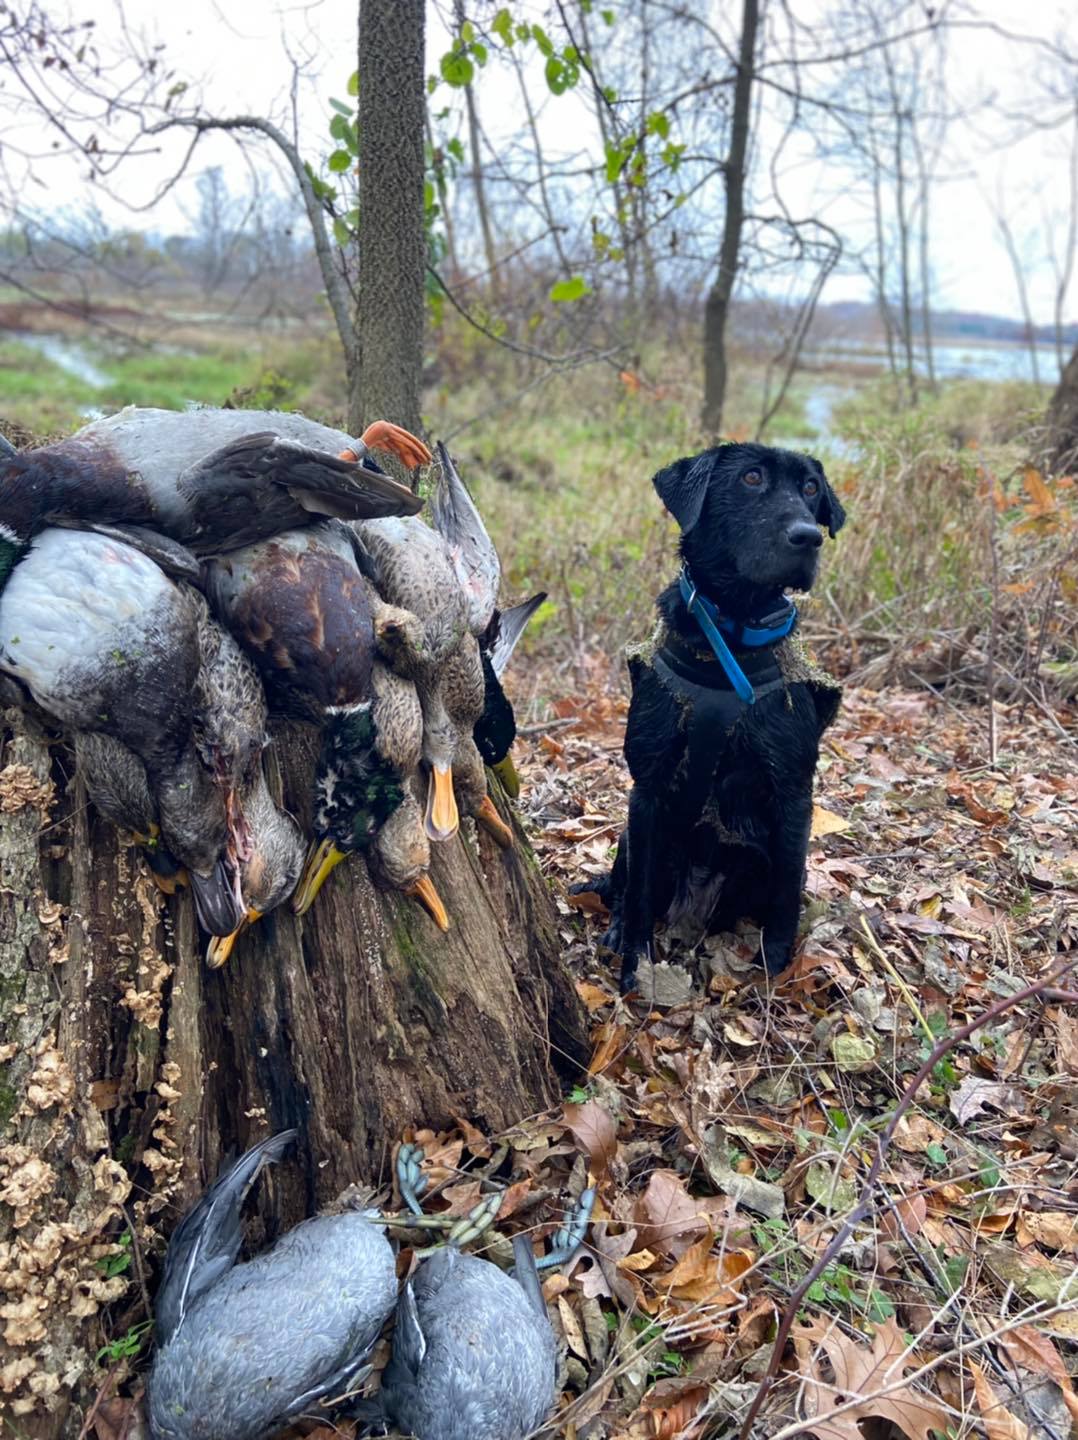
[742,469,763,487]
[803,478,819,497]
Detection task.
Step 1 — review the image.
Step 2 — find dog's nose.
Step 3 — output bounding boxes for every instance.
[785,522,823,550]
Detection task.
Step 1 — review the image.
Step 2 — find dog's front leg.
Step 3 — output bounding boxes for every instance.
[757,793,813,977]
[617,785,658,993]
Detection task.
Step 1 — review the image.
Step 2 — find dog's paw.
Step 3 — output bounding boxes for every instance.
[754,942,794,978]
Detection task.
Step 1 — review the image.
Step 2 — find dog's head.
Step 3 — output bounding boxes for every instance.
[653,442,845,610]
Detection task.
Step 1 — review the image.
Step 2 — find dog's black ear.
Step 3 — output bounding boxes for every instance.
[810,458,846,539]
[652,455,710,533]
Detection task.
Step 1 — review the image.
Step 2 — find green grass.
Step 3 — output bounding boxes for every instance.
[97,347,254,411]
[0,339,99,432]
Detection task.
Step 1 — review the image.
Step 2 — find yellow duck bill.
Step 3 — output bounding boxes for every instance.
[292,837,349,915]
[205,908,262,969]
[405,873,450,932]
[490,753,521,799]
[424,765,459,842]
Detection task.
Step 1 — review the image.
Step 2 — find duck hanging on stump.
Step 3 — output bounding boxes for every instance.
[430,442,546,800]
[0,409,426,586]
[203,522,447,929]
[0,527,249,934]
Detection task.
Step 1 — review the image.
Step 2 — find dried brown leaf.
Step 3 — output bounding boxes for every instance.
[970,1361,1033,1440]
[563,1098,617,1180]
[795,1314,950,1440]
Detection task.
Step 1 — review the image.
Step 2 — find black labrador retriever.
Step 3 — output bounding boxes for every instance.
[587,441,846,994]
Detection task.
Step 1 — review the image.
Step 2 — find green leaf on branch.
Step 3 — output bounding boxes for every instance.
[492,8,514,44]
[460,19,475,41]
[332,216,353,247]
[601,8,615,23]
[329,113,358,153]
[531,23,553,57]
[440,49,474,87]
[347,70,359,96]
[327,150,353,174]
[446,137,465,164]
[329,97,352,117]
[549,275,591,302]
[646,110,670,139]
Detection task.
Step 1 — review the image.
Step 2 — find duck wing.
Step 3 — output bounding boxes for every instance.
[431,442,500,635]
[154,1129,297,1343]
[177,433,423,552]
[485,592,547,679]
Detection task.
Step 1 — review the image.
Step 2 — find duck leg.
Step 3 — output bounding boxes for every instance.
[534,1188,596,1269]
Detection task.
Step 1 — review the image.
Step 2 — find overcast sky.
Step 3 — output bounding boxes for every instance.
[9,0,1078,326]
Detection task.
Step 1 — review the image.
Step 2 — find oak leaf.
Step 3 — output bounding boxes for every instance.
[563,1098,617,1180]
[794,1314,950,1440]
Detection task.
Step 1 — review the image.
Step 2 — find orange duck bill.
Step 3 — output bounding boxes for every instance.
[405,873,449,932]
[475,795,514,849]
[206,908,262,969]
[424,766,459,842]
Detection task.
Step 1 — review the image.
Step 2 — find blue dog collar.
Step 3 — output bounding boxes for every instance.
[678,566,797,705]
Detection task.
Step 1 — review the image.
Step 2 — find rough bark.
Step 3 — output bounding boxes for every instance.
[354,0,427,436]
[702,0,758,440]
[1046,338,1078,473]
[0,708,587,1435]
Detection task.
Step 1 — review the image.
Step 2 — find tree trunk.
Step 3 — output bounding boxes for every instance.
[702,0,758,441]
[353,0,427,435]
[0,708,588,1435]
[1046,338,1078,473]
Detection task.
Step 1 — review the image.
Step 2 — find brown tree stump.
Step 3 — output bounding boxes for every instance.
[0,706,588,1435]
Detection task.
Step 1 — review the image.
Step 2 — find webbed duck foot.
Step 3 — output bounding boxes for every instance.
[382,1143,503,1248]
[535,1187,596,1269]
[359,421,432,472]
[475,795,514,849]
[396,1141,428,1217]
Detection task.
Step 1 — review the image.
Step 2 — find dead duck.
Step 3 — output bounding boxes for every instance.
[204,774,306,969]
[0,409,427,580]
[429,444,545,800]
[356,516,486,844]
[375,1236,557,1440]
[0,527,245,934]
[73,731,188,894]
[292,659,448,931]
[203,526,447,929]
[146,1130,398,1440]
[68,598,302,955]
